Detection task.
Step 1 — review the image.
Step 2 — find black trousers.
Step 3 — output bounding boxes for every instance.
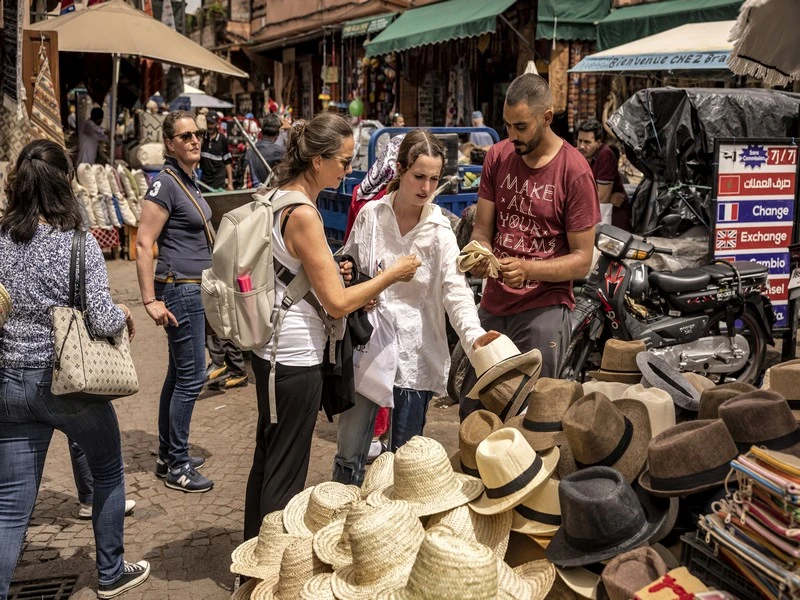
[243,355,323,539]
[206,329,247,377]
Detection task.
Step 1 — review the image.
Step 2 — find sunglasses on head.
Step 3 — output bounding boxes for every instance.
[171,130,203,143]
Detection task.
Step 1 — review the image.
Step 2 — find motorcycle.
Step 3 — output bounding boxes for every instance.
[561,221,775,385]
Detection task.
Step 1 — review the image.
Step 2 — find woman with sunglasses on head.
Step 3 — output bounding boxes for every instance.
[243,112,421,539]
[135,110,213,493]
[0,139,147,598]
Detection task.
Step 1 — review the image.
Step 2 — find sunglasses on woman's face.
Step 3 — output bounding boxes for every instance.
[172,130,203,143]
[334,155,354,170]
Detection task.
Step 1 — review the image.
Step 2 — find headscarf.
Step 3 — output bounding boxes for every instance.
[356,134,405,203]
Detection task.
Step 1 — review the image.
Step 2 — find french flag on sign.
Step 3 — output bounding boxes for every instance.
[717,203,739,222]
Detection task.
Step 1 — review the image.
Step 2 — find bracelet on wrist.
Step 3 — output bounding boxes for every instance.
[143,298,158,306]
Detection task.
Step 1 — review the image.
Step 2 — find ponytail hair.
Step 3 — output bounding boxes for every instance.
[386,129,446,193]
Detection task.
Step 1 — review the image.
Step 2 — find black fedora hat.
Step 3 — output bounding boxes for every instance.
[546,467,670,568]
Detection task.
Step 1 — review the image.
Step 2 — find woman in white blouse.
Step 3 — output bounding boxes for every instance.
[333,129,497,485]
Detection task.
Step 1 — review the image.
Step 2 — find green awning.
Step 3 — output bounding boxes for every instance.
[365,0,518,58]
[536,0,610,42]
[598,0,744,51]
[341,12,397,39]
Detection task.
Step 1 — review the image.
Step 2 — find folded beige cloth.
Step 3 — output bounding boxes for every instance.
[457,241,501,279]
[0,282,10,329]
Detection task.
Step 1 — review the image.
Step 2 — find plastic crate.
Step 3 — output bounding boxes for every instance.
[680,532,764,599]
[436,193,477,217]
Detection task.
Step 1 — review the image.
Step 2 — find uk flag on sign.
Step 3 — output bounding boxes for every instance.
[717,203,739,222]
[716,229,738,249]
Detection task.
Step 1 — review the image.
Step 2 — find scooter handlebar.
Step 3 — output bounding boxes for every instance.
[653,246,674,255]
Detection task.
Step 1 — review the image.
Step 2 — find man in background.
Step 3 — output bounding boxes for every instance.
[469,111,495,147]
[246,114,286,187]
[577,118,631,230]
[76,107,108,165]
[199,113,233,191]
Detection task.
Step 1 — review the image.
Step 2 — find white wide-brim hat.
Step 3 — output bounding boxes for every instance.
[467,335,542,399]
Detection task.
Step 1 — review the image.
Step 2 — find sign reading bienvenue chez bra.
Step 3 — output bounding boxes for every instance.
[712,141,800,329]
[570,51,730,73]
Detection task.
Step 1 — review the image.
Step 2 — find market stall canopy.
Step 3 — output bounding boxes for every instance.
[28,0,248,78]
[536,0,609,42]
[597,0,743,51]
[570,21,733,73]
[342,12,397,39]
[728,0,799,86]
[168,84,234,111]
[364,0,517,58]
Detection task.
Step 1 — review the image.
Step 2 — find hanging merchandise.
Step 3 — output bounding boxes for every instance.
[445,70,457,127]
[349,98,364,117]
[30,46,65,146]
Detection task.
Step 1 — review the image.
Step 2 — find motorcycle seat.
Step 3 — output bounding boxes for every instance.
[649,268,711,293]
[700,261,769,283]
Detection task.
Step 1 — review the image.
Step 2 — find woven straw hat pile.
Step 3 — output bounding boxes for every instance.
[229,436,555,599]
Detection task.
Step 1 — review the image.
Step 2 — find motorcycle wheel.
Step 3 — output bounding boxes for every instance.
[447,343,470,404]
[559,329,597,382]
[700,306,767,385]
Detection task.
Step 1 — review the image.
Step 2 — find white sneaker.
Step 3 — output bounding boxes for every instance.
[78,499,136,520]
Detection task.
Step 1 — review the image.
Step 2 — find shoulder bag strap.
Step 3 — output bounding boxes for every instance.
[162,168,216,249]
[78,230,87,313]
[69,231,80,309]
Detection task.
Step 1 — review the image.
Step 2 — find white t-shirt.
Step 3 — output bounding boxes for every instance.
[253,190,328,366]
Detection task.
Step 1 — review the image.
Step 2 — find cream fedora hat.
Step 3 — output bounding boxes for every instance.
[467,334,542,399]
[470,428,559,515]
[426,503,512,557]
[283,482,360,537]
[231,510,304,579]
[581,381,629,401]
[511,477,561,537]
[620,384,676,438]
[369,436,484,517]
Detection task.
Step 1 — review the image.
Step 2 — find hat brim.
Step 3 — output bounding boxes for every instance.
[282,486,315,536]
[507,414,566,452]
[250,576,280,600]
[426,505,513,558]
[230,533,302,579]
[449,450,481,478]
[313,520,351,569]
[545,485,669,568]
[555,566,602,599]
[470,447,560,515]
[369,473,485,517]
[637,463,729,498]
[633,484,679,546]
[467,348,542,400]
[636,353,700,411]
[585,370,642,385]
[514,560,557,600]
[230,579,258,600]
[512,511,560,537]
[331,565,413,600]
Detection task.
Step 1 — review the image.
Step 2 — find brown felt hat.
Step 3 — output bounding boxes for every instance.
[451,410,503,476]
[638,419,738,497]
[587,340,646,384]
[562,392,651,484]
[770,360,800,419]
[718,390,800,457]
[478,367,540,422]
[507,378,583,451]
[600,547,668,600]
[698,382,756,420]
[683,372,716,394]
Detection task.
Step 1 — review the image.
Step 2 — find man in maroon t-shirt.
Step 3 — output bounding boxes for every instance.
[459,74,600,421]
[577,118,631,230]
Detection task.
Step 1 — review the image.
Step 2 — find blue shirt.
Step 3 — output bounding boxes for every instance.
[144,157,213,279]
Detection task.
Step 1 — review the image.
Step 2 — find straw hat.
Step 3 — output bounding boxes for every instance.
[300,574,335,600]
[470,428,559,515]
[638,419,738,497]
[683,372,716,394]
[698,382,756,420]
[250,537,332,600]
[451,410,503,476]
[600,547,668,600]
[547,575,581,600]
[330,500,425,600]
[511,477,561,536]
[546,467,671,568]
[230,578,258,600]
[374,525,502,599]
[361,452,394,498]
[466,334,542,401]
[587,340,646,384]
[0,282,11,329]
[718,390,800,456]
[581,381,629,400]
[620,384,676,438]
[507,378,583,451]
[426,503,512,557]
[511,560,556,600]
[230,511,303,579]
[313,500,374,569]
[369,436,484,517]
[636,353,700,411]
[562,392,651,484]
[283,482,361,536]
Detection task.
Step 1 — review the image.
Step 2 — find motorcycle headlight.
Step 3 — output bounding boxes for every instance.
[597,233,626,257]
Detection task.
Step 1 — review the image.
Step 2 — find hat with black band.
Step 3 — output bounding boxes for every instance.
[718,390,800,458]
[511,477,562,536]
[507,378,583,451]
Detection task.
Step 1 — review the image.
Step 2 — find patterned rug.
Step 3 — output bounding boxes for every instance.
[30,47,65,146]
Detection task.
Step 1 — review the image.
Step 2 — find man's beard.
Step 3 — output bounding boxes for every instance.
[513,125,545,156]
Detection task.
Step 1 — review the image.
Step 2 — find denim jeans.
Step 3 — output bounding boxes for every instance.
[332,392,380,486]
[155,282,206,469]
[69,438,94,505]
[0,367,125,596]
[391,387,434,452]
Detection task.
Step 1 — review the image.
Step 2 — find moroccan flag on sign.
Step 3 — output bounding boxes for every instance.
[60,0,75,13]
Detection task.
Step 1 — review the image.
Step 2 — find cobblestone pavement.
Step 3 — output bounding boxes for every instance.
[11,260,462,599]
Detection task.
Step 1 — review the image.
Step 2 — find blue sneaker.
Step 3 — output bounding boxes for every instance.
[155,456,205,479]
[165,463,214,493]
